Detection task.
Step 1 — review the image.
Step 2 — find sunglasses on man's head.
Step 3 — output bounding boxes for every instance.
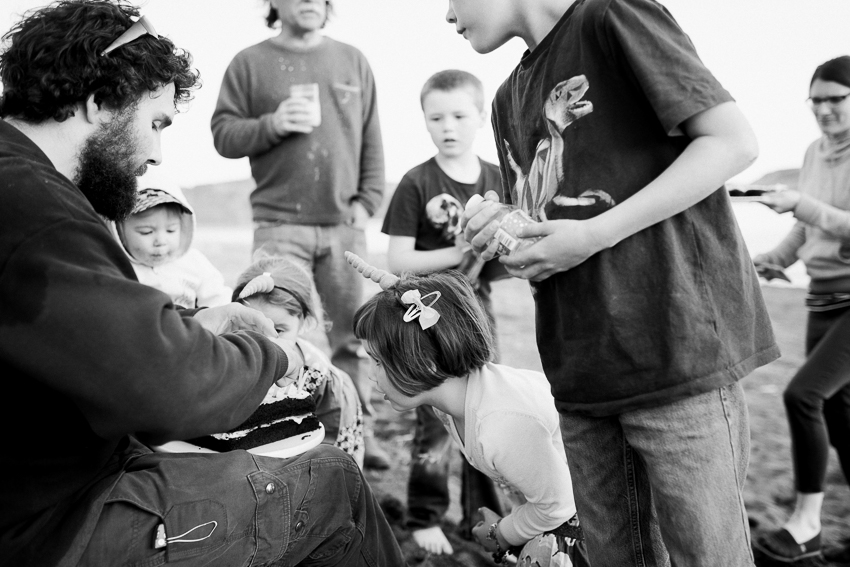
[100,16,158,56]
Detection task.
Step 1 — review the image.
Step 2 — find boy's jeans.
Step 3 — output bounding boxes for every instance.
[559,382,754,567]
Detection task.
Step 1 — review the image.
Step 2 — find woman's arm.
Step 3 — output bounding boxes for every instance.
[753,222,806,269]
[793,193,850,240]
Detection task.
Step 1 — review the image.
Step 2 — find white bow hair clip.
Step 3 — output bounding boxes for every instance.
[401,289,441,330]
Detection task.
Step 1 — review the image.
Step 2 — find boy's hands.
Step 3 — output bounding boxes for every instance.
[502,218,608,282]
[272,97,315,136]
[193,303,277,337]
[461,191,504,260]
[461,191,609,281]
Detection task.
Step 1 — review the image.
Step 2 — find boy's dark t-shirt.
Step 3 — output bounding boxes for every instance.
[491,0,779,416]
[382,157,506,293]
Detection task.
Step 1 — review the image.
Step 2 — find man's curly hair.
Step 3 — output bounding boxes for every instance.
[0,0,200,123]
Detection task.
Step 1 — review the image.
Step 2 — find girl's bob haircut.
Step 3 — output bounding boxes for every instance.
[234,255,328,334]
[353,270,494,397]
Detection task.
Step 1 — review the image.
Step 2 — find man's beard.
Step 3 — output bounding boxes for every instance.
[74,109,147,222]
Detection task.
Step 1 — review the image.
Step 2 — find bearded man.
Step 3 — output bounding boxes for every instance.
[0,2,403,566]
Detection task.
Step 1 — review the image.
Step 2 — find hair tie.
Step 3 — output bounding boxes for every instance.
[345,251,400,290]
[401,289,441,329]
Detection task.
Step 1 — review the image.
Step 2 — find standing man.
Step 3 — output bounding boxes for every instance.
[0,2,404,566]
[212,0,391,469]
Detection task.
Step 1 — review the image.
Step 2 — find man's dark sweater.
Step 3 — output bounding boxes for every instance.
[0,120,288,563]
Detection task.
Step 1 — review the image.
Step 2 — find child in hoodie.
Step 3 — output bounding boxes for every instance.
[116,171,232,309]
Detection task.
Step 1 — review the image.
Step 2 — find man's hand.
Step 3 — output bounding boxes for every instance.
[758,189,801,214]
[272,97,315,137]
[461,191,504,260]
[269,337,305,388]
[501,218,608,282]
[193,303,277,337]
[194,306,305,386]
[348,200,370,230]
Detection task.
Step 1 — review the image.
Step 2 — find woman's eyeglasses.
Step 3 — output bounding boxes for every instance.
[807,93,850,109]
[100,16,158,56]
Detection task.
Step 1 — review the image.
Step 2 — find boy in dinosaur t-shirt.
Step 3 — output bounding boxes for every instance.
[456,0,779,565]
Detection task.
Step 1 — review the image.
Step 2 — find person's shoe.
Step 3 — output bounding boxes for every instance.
[363,435,391,470]
[753,528,822,563]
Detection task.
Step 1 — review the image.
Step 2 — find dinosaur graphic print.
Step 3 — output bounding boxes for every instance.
[505,74,615,221]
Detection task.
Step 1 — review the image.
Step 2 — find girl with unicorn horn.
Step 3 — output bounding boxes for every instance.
[345,252,589,567]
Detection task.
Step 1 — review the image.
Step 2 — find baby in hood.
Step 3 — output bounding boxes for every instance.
[115,170,232,309]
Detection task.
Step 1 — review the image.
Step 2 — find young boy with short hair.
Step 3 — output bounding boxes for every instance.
[455,0,779,565]
[381,69,505,556]
[115,171,232,309]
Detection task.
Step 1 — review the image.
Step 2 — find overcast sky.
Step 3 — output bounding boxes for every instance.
[4,1,849,189]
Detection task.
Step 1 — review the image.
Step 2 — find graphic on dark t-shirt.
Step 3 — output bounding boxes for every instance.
[490,0,778,416]
[505,74,612,222]
[424,193,464,243]
[382,157,508,289]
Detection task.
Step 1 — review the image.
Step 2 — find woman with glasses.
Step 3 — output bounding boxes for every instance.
[752,55,850,565]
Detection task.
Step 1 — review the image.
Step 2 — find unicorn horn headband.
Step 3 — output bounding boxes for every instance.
[237,272,310,315]
[345,251,441,330]
[344,251,400,290]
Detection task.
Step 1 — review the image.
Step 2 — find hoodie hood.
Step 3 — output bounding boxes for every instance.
[114,170,196,264]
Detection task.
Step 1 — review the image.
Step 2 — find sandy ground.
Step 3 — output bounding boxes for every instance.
[193,217,849,566]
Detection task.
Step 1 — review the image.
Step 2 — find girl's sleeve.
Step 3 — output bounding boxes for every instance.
[754,222,806,268]
[479,413,576,545]
[192,250,233,308]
